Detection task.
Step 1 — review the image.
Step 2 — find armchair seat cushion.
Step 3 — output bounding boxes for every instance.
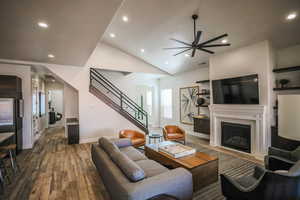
[135,160,169,178]
[120,146,147,161]
[166,133,184,139]
[235,176,258,188]
[132,138,145,146]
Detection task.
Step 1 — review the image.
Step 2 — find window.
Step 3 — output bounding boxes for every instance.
[146,91,152,116]
[161,89,172,119]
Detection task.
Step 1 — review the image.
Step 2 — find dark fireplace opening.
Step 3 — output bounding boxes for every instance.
[221,122,251,153]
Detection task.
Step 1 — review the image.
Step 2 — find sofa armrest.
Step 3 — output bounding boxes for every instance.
[128,168,193,200]
[268,147,291,159]
[111,138,132,148]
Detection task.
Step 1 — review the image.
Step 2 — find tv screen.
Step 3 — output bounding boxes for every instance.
[212,74,259,104]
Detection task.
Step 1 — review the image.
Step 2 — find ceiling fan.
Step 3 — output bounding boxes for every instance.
[164,14,231,57]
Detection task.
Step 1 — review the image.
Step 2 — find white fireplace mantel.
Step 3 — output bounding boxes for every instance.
[209,104,269,160]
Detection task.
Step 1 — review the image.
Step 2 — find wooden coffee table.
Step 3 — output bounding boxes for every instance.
[145,141,218,191]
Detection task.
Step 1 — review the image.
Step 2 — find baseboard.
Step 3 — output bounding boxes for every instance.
[187,131,210,139]
[80,135,116,144]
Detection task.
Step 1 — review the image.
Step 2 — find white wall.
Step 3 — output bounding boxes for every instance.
[100,70,160,127]
[46,81,64,127]
[46,43,165,142]
[209,40,275,146]
[210,41,274,106]
[159,67,209,134]
[277,44,300,69]
[63,83,79,120]
[0,63,32,149]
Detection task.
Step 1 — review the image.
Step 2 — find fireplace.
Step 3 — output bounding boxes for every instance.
[221,122,251,153]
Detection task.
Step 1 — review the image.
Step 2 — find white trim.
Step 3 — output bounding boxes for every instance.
[79,135,116,144]
[209,104,268,160]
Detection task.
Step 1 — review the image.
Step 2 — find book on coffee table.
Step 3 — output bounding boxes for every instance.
[158,143,196,158]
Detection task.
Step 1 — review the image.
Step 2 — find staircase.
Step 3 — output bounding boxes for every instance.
[89,68,149,134]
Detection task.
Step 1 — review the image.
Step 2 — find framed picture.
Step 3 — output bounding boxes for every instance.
[180,86,199,125]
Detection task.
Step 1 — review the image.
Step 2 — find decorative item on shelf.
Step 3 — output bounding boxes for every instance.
[196,97,205,106]
[279,79,290,88]
[180,86,199,125]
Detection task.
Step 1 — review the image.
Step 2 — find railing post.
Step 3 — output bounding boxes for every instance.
[120,93,123,110]
[146,113,148,130]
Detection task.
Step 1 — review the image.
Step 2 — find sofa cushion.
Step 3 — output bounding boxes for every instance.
[120,146,147,161]
[135,160,169,178]
[166,133,184,139]
[99,137,120,155]
[111,151,145,182]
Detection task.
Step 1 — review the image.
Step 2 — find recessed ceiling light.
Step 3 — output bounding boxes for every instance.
[48,54,55,58]
[221,39,228,44]
[185,54,190,57]
[140,49,145,53]
[122,16,129,22]
[38,22,48,28]
[286,12,297,20]
[165,61,169,65]
[109,33,116,38]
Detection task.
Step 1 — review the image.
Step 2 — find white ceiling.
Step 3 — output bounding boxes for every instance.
[0,0,123,66]
[103,0,300,74]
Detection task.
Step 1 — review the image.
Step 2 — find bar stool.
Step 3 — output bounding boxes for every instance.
[0,144,20,175]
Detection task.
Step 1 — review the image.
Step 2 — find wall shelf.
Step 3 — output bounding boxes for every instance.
[196,80,210,84]
[273,66,300,73]
[196,92,210,96]
[273,87,300,91]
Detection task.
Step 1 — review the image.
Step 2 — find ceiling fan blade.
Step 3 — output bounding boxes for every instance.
[170,38,192,47]
[191,48,196,57]
[198,34,228,46]
[198,48,215,54]
[193,31,202,45]
[163,47,191,50]
[173,48,192,56]
[202,44,231,48]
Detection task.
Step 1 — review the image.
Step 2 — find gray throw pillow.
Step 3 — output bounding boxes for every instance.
[98,137,120,155]
[111,151,145,182]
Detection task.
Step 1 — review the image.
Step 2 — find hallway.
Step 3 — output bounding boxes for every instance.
[2,127,108,200]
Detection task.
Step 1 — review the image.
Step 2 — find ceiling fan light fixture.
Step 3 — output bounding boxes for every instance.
[164,15,231,57]
[221,39,228,44]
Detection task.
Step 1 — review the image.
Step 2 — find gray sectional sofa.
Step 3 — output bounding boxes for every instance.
[91,137,193,200]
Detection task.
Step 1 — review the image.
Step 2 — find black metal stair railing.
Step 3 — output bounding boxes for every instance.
[89,68,148,133]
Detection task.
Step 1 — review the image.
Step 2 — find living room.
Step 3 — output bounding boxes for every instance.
[1,0,300,200]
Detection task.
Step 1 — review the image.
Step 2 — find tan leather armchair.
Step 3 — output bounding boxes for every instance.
[119,129,146,148]
[163,125,186,144]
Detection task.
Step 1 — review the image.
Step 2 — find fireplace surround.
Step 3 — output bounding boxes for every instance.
[210,104,269,160]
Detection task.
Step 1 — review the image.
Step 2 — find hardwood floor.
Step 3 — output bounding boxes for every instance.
[1,127,263,200]
[2,127,109,200]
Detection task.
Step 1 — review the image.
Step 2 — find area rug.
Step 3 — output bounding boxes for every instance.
[185,140,260,200]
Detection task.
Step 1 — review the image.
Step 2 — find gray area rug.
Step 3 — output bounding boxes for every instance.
[185,140,259,200]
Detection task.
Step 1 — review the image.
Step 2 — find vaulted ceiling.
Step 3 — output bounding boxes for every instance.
[0,0,300,75]
[103,0,300,74]
[0,0,123,66]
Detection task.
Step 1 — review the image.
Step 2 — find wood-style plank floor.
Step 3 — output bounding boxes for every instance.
[2,127,109,200]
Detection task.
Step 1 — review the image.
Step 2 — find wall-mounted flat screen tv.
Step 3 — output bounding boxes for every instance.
[212,74,259,104]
